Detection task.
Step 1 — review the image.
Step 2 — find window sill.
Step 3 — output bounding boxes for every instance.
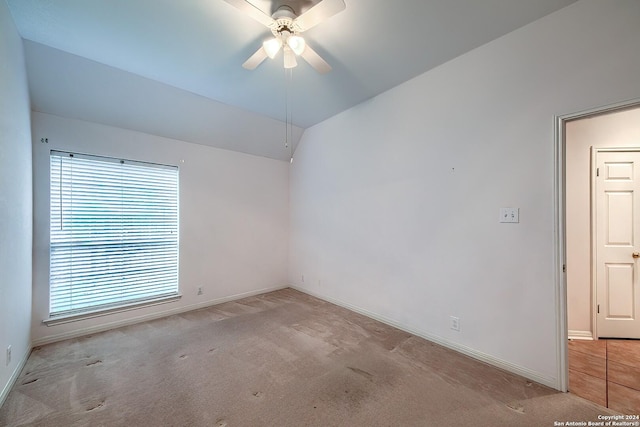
[43,294,182,326]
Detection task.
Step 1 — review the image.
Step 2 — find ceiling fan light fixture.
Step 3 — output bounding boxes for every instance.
[287,35,306,55]
[263,37,282,59]
[283,46,297,68]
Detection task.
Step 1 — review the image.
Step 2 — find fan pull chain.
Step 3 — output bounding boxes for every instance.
[285,67,293,163]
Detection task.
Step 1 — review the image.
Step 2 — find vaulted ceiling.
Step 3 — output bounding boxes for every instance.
[6,0,579,160]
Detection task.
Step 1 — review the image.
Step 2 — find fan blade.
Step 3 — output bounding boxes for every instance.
[242,46,268,70]
[223,0,275,28]
[300,44,332,74]
[294,0,346,32]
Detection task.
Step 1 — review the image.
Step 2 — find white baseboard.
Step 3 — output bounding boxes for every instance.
[568,330,594,340]
[32,285,288,347]
[290,285,559,390]
[0,346,31,409]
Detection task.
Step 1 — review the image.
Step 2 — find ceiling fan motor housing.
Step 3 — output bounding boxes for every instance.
[271,5,302,35]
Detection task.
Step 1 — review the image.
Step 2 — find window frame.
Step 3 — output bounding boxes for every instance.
[45,150,181,324]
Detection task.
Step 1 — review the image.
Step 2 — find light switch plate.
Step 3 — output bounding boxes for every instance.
[500,207,519,223]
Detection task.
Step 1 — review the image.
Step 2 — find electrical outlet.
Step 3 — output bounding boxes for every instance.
[6,345,11,366]
[197,287,203,296]
[450,316,460,332]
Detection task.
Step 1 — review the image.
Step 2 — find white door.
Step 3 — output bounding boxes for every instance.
[596,150,640,338]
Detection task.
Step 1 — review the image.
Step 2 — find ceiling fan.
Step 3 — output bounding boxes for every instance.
[223,0,346,73]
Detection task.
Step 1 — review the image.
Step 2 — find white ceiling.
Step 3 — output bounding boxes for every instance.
[6,0,579,160]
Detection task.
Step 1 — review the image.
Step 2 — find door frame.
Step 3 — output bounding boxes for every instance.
[555,98,640,392]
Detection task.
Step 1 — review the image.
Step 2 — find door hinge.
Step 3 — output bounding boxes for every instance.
[563,264,566,273]
[597,304,600,314]
[596,168,600,177]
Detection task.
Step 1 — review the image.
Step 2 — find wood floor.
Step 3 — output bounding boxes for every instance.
[569,339,640,413]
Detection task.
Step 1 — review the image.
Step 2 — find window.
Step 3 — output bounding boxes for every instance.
[49,151,179,318]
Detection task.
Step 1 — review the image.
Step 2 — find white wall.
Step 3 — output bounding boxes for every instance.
[0,0,33,403]
[289,0,640,389]
[32,112,289,344]
[566,106,640,338]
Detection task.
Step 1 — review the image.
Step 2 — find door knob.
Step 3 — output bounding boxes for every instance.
[633,252,640,258]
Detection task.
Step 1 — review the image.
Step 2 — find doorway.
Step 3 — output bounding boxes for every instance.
[565,106,640,341]
[561,101,640,412]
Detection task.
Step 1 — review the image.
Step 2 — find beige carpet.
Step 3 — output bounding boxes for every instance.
[0,288,616,426]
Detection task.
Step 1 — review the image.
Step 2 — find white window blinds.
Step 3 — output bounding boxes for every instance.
[49,151,179,317]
